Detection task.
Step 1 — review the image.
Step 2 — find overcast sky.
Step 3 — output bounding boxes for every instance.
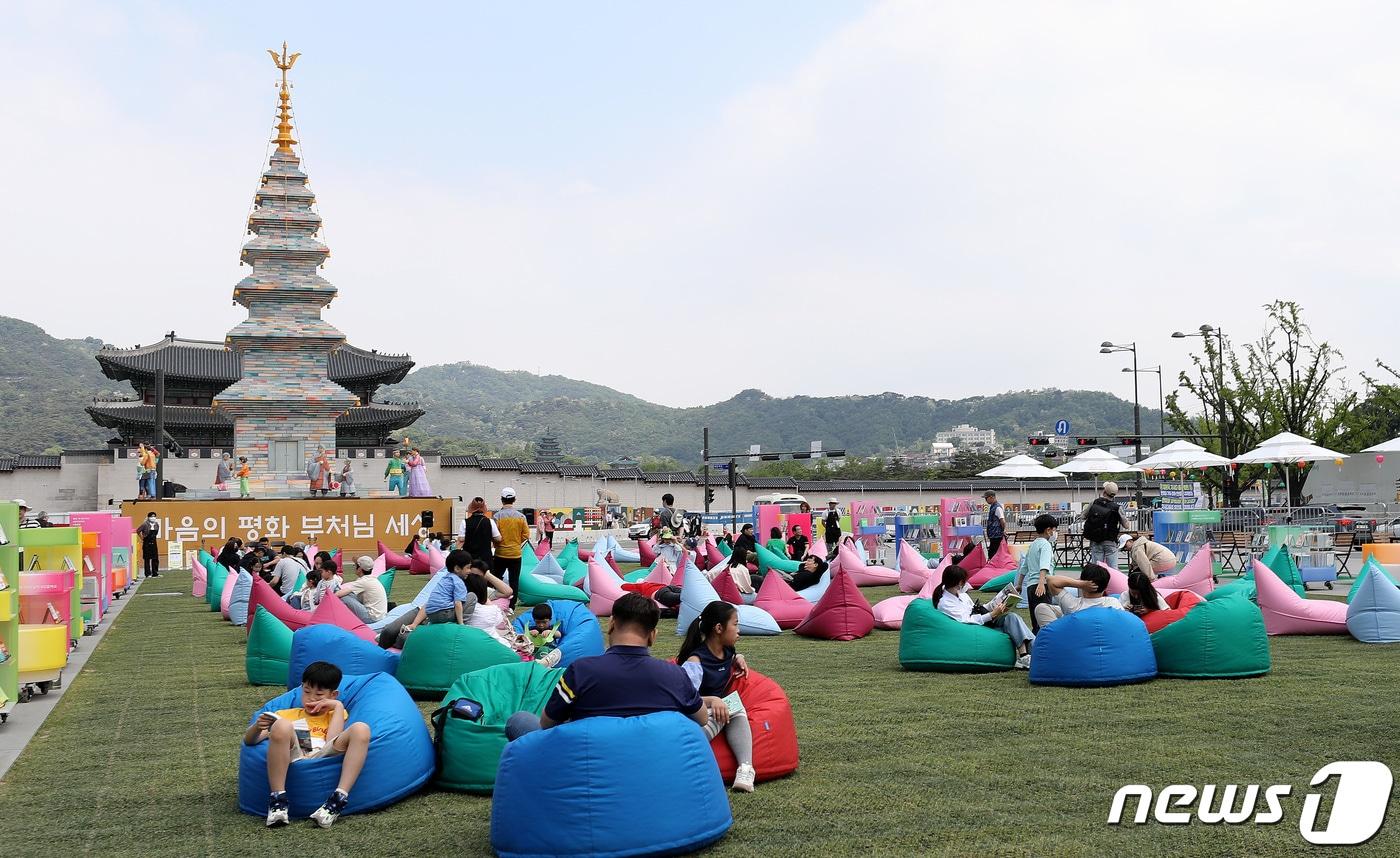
[2,1,1395,408]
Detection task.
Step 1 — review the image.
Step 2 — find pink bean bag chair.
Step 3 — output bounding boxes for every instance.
[245,577,311,635]
[794,569,875,641]
[897,541,931,593]
[304,544,320,565]
[371,554,388,575]
[1153,545,1215,598]
[712,570,745,605]
[966,541,1019,588]
[636,538,658,566]
[586,557,628,618]
[192,557,207,599]
[220,570,237,619]
[834,542,900,587]
[605,553,624,577]
[1253,560,1348,635]
[872,565,938,630]
[959,543,986,574]
[643,559,673,586]
[377,540,412,570]
[754,572,813,630]
[535,540,552,559]
[307,591,377,643]
[408,544,435,575]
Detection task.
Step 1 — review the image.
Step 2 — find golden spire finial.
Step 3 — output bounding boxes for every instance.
[267,42,301,154]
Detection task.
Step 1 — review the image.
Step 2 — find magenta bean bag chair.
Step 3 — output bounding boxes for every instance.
[604,553,624,578]
[534,540,551,559]
[636,537,658,566]
[220,569,237,619]
[873,563,938,630]
[959,543,987,574]
[245,576,311,635]
[754,572,812,630]
[192,557,208,599]
[1154,545,1215,598]
[587,557,628,617]
[794,569,875,641]
[408,543,446,576]
[834,542,900,587]
[1254,560,1348,635]
[966,541,1019,589]
[643,559,673,586]
[897,541,931,593]
[377,540,413,570]
[705,539,726,570]
[712,569,745,605]
[308,590,378,642]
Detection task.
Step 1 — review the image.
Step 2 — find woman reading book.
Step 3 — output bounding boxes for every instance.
[676,602,758,793]
[931,564,1035,670]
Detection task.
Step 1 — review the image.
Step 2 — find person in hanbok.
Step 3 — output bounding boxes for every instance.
[309,448,332,496]
[406,448,432,497]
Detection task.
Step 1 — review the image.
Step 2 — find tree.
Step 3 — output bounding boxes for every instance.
[1166,301,1355,506]
[637,455,685,473]
[937,450,1003,480]
[1340,361,1400,451]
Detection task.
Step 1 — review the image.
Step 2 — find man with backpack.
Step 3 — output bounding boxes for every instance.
[1082,481,1132,570]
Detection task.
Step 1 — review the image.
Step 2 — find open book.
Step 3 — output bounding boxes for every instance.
[720,690,746,719]
[275,713,337,762]
[987,583,1022,613]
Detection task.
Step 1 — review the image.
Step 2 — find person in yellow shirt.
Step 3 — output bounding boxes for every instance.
[491,487,531,608]
[243,661,371,829]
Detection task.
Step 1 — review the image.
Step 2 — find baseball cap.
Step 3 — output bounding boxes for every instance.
[355,556,375,572]
[11,498,27,508]
[1103,481,1119,496]
[501,487,517,500]
[828,497,838,504]
[983,490,997,498]
[660,527,674,539]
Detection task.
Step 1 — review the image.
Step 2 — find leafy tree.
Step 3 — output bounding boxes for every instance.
[937,450,1004,480]
[637,455,685,472]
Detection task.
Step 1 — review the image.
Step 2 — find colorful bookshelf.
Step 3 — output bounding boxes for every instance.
[18,527,85,646]
[0,502,20,718]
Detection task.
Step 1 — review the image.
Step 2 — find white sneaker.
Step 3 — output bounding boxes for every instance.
[265,793,290,827]
[1015,654,1032,670]
[732,763,756,793]
[537,648,562,667]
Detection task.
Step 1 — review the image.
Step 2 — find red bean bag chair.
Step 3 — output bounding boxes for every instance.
[754,572,812,630]
[244,576,311,635]
[636,537,658,566]
[710,669,799,784]
[587,557,628,617]
[712,569,745,605]
[967,541,1019,589]
[897,540,931,594]
[308,591,377,643]
[834,542,899,587]
[377,540,412,570]
[1154,545,1215,598]
[1140,590,1204,634]
[794,569,875,641]
[577,544,593,562]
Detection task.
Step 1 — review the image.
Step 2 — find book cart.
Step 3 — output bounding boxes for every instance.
[0,503,19,721]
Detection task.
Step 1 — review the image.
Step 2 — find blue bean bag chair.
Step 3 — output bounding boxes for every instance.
[1346,568,1400,643]
[676,565,781,636]
[237,672,433,819]
[1029,609,1157,687]
[510,599,604,668]
[286,624,401,689]
[228,570,254,627]
[1347,557,1398,604]
[491,711,732,857]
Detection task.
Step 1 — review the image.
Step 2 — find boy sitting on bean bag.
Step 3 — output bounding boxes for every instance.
[243,661,371,829]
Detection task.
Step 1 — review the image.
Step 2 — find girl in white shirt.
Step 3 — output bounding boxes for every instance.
[932,565,1035,669]
[461,571,561,667]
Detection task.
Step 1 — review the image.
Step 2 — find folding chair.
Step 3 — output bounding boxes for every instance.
[1332,532,1355,577]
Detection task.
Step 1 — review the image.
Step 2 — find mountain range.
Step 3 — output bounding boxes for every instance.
[0,315,1161,461]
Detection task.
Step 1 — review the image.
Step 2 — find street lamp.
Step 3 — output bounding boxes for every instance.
[1122,366,1164,440]
[1171,324,1231,504]
[1099,341,1143,502]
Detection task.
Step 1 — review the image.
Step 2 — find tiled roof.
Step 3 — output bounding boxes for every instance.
[744,477,799,489]
[439,455,481,468]
[479,458,520,471]
[328,345,415,383]
[519,462,559,474]
[599,467,643,480]
[0,455,63,471]
[94,337,413,385]
[558,464,600,477]
[85,400,421,430]
[641,471,695,483]
[696,471,746,486]
[334,402,423,428]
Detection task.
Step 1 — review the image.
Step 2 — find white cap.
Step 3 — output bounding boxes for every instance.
[1103,481,1119,496]
[501,487,517,500]
[828,497,839,504]
[355,556,375,572]
[11,498,27,508]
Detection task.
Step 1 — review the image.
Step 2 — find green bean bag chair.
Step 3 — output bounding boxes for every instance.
[755,542,800,575]
[207,561,230,612]
[1347,557,1397,604]
[516,568,590,608]
[977,570,1016,592]
[898,599,1015,672]
[562,558,588,589]
[1149,591,1271,678]
[1260,544,1305,591]
[376,568,397,601]
[246,606,294,686]
[433,661,562,793]
[718,540,732,558]
[395,623,519,698]
[559,540,579,567]
[623,566,650,584]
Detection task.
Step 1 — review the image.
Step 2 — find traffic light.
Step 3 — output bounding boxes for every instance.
[1075,437,1099,446]
[1119,437,1140,446]
[1027,436,1048,446]
[705,489,715,505]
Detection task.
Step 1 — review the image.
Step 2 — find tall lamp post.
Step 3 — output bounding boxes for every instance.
[1172,324,1231,505]
[1122,365,1164,441]
[1100,341,1142,503]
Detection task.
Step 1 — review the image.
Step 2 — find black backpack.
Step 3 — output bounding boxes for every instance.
[1083,497,1121,543]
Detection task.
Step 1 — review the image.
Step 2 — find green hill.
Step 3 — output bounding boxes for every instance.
[0,316,1160,460]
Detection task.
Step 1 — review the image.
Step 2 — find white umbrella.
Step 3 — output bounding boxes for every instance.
[1053,448,1142,475]
[1232,432,1348,507]
[1361,437,1400,453]
[1134,440,1232,471]
[978,454,1065,480]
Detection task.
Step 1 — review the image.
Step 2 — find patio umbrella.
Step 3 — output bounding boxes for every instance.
[1133,440,1232,472]
[978,454,1068,508]
[1231,432,1348,508]
[1053,448,1141,504]
[1361,437,1400,453]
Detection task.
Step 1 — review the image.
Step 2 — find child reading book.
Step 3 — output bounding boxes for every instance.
[243,661,371,829]
[677,601,757,793]
[526,603,563,658]
[931,564,1035,669]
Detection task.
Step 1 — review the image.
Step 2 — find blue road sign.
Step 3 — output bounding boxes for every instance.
[1055,419,1070,436]
[713,462,731,470]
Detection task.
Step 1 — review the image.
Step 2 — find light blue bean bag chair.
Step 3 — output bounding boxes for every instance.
[368,570,451,633]
[228,570,254,627]
[287,624,401,688]
[532,553,568,585]
[1029,609,1157,687]
[237,672,433,819]
[1347,557,1398,604]
[490,711,732,858]
[510,599,604,668]
[677,564,780,636]
[1346,568,1400,643]
[797,570,833,604]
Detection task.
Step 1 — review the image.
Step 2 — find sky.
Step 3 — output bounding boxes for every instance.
[3,1,1398,409]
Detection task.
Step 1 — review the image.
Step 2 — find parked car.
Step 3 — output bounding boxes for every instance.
[627,521,653,539]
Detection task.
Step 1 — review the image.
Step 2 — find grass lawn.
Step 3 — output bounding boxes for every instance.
[0,567,1394,857]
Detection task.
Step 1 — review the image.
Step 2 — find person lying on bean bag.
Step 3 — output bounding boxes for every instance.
[773,555,829,593]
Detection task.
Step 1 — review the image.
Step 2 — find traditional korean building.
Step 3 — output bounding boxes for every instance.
[85,46,421,492]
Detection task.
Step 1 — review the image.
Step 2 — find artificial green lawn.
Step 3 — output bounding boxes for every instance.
[0,568,1394,857]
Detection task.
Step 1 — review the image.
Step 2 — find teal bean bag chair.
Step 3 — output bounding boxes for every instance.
[376,568,397,601]
[1347,558,1397,604]
[1150,592,1271,678]
[558,540,579,566]
[206,561,230,612]
[717,540,732,558]
[433,661,562,793]
[756,542,800,575]
[977,570,1016,592]
[1346,568,1400,643]
[246,606,293,686]
[516,567,589,607]
[395,623,519,698]
[562,558,588,589]
[1260,544,1306,590]
[898,598,1015,672]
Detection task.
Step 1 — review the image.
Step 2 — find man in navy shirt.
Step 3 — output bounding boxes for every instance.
[506,593,706,738]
